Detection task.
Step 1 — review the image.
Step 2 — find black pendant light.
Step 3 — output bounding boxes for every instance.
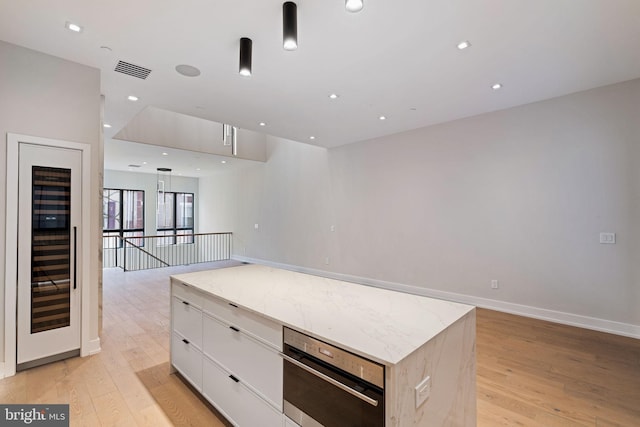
[239,37,252,77]
[282,2,297,50]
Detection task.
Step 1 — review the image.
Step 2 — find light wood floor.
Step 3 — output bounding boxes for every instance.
[1,262,638,426]
[476,309,640,426]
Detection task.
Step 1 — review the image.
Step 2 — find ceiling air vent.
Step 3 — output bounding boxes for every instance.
[114,61,152,79]
[127,164,141,168]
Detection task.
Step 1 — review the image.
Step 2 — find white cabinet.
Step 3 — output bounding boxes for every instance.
[171,332,203,390]
[173,281,204,308]
[173,296,202,349]
[202,310,282,409]
[202,294,281,348]
[171,283,204,390]
[171,279,285,427]
[203,356,283,427]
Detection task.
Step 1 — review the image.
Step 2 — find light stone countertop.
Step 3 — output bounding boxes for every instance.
[171,264,474,366]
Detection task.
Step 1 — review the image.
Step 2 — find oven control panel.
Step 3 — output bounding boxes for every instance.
[284,327,385,389]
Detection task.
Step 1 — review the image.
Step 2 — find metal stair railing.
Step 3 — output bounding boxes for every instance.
[102,232,232,271]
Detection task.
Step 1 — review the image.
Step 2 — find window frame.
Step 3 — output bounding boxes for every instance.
[103,188,145,248]
[156,191,194,245]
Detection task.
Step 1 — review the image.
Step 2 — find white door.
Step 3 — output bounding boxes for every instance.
[17,143,82,365]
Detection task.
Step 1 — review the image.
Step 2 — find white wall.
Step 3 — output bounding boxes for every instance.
[198,172,237,234]
[103,169,200,234]
[201,78,640,335]
[0,41,102,361]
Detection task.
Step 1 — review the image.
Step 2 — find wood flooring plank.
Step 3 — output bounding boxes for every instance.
[56,379,96,422]
[92,389,138,426]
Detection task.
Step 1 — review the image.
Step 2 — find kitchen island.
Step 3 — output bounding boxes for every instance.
[170,264,475,426]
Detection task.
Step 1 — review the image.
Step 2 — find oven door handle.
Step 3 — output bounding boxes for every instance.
[281,353,379,407]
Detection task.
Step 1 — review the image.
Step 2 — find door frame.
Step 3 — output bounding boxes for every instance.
[4,133,93,377]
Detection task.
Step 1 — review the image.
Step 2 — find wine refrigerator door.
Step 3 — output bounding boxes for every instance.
[16,143,82,366]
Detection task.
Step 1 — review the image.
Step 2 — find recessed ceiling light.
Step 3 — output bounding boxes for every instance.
[492,83,503,90]
[128,95,139,101]
[379,115,387,120]
[65,22,83,33]
[143,162,147,165]
[309,136,316,140]
[196,168,201,171]
[103,123,112,128]
[221,160,227,164]
[259,122,266,126]
[175,64,201,77]
[457,40,471,50]
[329,93,339,99]
[162,152,168,156]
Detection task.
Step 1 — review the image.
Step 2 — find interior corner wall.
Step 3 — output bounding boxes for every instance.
[219,78,640,330]
[0,41,101,363]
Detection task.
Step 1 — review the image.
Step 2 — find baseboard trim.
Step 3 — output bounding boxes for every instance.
[232,256,640,339]
[82,337,101,357]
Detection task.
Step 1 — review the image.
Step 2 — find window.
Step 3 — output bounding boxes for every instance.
[157,192,194,245]
[103,189,145,248]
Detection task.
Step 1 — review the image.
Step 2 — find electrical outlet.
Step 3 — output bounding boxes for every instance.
[491,280,499,289]
[324,257,330,265]
[599,232,616,244]
[254,223,259,230]
[415,375,431,408]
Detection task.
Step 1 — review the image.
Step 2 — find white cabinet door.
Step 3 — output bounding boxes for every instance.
[171,332,203,390]
[172,296,203,349]
[203,314,283,409]
[172,281,203,308]
[203,356,283,427]
[202,296,281,348]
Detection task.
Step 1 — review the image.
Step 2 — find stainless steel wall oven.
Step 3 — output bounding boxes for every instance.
[282,327,385,427]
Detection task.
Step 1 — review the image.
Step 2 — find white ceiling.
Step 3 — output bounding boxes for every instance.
[104,139,263,178]
[1,0,640,150]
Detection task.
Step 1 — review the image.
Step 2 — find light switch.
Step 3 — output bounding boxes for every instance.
[415,375,431,408]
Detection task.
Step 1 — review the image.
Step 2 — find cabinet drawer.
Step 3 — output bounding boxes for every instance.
[203,314,283,409]
[172,280,204,308]
[202,296,282,349]
[172,296,202,348]
[171,332,203,391]
[202,356,283,427]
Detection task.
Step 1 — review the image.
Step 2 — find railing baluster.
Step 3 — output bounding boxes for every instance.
[102,232,232,272]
